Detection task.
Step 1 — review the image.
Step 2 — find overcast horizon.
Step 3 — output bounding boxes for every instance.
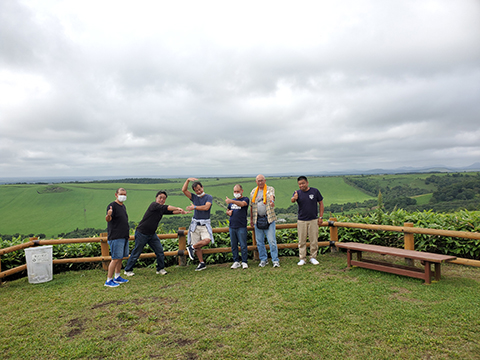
[1,0,479,179]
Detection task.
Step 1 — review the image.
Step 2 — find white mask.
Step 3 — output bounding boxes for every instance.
[197,192,205,197]
[117,195,127,202]
[234,193,242,199]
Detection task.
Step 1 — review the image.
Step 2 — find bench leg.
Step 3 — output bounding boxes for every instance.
[424,261,432,285]
[434,263,441,281]
[356,251,362,261]
[346,250,352,268]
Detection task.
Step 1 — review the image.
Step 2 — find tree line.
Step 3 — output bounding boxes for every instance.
[329,173,480,214]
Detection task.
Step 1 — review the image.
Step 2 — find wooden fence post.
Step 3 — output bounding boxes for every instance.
[404,222,414,266]
[100,232,109,271]
[178,227,187,266]
[329,218,338,252]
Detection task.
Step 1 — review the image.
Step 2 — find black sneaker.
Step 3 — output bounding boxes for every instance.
[187,245,195,260]
[195,262,206,271]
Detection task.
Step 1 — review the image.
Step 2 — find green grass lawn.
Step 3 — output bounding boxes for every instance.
[1,253,480,359]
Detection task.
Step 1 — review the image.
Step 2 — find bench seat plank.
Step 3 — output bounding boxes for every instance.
[336,242,456,284]
[336,243,456,263]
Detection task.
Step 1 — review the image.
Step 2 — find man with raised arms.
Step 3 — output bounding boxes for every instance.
[182,178,214,271]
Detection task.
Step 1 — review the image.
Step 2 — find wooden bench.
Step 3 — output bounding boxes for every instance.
[335,242,456,284]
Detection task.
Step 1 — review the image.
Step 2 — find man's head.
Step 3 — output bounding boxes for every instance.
[115,188,127,203]
[233,184,243,198]
[192,181,205,196]
[297,176,309,192]
[155,190,168,205]
[255,174,266,189]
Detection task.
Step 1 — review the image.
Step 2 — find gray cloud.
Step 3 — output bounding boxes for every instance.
[1,0,480,179]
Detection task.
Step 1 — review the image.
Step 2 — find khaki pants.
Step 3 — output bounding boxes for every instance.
[297,219,319,260]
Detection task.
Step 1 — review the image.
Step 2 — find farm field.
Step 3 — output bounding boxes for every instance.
[0,176,373,237]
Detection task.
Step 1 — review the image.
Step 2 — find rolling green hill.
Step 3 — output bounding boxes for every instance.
[0,176,372,237]
[2,172,479,238]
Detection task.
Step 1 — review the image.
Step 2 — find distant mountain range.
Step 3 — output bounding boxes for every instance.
[1,163,480,184]
[312,162,480,177]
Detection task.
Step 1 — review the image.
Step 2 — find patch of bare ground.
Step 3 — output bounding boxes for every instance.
[66,318,84,338]
[389,286,421,302]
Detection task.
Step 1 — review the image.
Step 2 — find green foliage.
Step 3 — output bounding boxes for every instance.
[0,236,25,269]
[326,172,480,214]
[429,173,480,202]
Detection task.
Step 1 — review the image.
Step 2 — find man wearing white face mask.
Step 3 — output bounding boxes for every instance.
[105,188,130,287]
[182,178,214,271]
[226,184,250,269]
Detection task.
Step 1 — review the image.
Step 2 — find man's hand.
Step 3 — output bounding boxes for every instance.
[269,195,275,207]
[225,196,233,204]
[107,206,113,216]
[186,203,195,211]
[292,191,299,202]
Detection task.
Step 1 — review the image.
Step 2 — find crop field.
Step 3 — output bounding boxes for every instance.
[0,176,373,237]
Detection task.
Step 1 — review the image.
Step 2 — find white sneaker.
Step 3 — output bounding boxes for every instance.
[242,262,248,269]
[297,260,306,266]
[272,261,280,268]
[309,258,319,265]
[124,271,135,276]
[231,262,241,269]
[156,269,167,275]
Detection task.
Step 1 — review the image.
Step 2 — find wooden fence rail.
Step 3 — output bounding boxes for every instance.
[1,220,479,279]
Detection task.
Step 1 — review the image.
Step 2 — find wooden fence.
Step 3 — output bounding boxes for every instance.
[1,219,480,279]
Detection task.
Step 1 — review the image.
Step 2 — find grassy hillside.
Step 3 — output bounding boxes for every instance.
[4,172,478,238]
[0,176,372,237]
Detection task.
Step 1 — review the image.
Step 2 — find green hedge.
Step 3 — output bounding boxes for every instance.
[1,210,479,276]
[334,209,480,259]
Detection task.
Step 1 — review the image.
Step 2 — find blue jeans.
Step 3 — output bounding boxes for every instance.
[125,231,165,272]
[254,221,279,262]
[230,227,248,263]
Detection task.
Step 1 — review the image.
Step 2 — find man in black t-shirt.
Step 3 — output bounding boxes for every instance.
[124,191,187,277]
[105,187,130,287]
[291,176,324,266]
[226,184,250,269]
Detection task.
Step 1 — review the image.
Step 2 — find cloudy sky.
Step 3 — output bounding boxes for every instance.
[1,0,479,180]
